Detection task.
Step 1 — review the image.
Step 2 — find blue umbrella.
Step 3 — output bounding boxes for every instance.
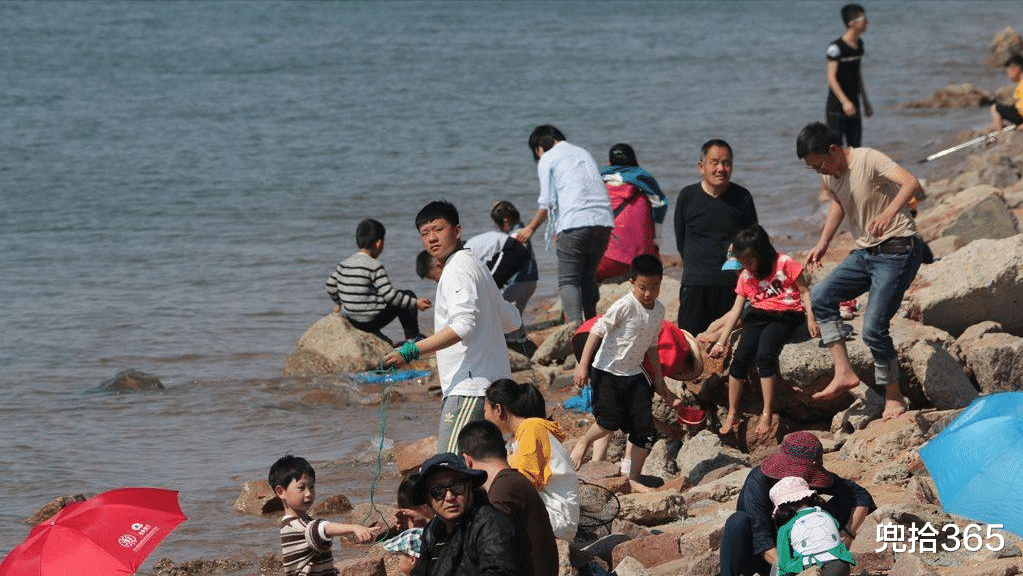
[920,392,1023,537]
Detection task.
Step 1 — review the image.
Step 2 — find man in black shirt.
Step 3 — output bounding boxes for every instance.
[673,139,758,336]
[826,3,873,147]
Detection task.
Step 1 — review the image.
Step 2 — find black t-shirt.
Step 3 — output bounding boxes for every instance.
[673,182,758,287]
[826,36,864,111]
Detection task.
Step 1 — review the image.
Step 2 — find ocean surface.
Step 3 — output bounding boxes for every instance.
[1,0,1019,569]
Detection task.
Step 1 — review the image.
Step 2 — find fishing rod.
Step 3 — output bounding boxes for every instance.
[918,124,1016,164]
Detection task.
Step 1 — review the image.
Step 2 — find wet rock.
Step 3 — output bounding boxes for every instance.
[26,494,86,525]
[394,436,436,476]
[616,491,686,526]
[98,369,164,392]
[987,26,1023,67]
[673,430,748,486]
[313,494,353,516]
[233,480,282,516]
[336,550,386,576]
[956,328,1023,394]
[152,556,253,576]
[904,83,993,108]
[909,235,1023,337]
[917,185,1018,244]
[283,314,393,377]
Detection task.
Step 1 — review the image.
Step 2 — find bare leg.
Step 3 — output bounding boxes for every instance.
[813,340,861,400]
[757,374,776,435]
[627,444,653,493]
[719,375,744,434]
[570,423,612,470]
[991,104,1004,136]
[592,434,611,462]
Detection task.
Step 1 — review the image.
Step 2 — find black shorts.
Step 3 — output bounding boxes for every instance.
[590,368,656,449]
[996,103,1023,125]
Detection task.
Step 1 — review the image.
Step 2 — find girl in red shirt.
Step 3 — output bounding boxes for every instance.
[711,225,819,436]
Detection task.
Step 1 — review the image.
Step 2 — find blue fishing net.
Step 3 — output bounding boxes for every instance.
[351,369,431,384]
[563,385,592,413]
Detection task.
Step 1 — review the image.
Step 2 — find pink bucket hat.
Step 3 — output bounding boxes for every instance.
[760,431,834,489]
[769,476,817,516]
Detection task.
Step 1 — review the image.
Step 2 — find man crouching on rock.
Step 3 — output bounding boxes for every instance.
[411,453,521,576]
[797,122,924,421]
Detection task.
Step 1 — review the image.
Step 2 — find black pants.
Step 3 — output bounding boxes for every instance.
[729,309,804,380]
[677,284,735,336]
[826,109,862,147]
[347,290,421,342]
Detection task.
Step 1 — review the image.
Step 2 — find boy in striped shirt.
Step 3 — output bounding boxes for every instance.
[326,218,431,344]
[269,455,382,576]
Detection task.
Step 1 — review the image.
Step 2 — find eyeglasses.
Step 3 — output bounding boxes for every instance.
[805,155,830,172]
[427,480,470,501]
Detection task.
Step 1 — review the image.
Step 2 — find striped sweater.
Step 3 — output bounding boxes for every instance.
[325,252,415,322]
[279,513,337,576]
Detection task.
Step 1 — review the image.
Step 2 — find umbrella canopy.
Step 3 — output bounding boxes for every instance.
[920,392,1023,537]
[1,487,188,576]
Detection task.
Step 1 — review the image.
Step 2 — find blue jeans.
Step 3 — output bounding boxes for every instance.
[556,226,611,324]
[811,237,923,368]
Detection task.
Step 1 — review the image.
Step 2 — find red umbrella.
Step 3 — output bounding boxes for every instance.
[1,487,188,576]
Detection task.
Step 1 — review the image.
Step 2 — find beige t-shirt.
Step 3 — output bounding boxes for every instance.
[824,147,917,248]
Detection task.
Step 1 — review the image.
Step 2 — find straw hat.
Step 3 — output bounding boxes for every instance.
[760,431,834,489]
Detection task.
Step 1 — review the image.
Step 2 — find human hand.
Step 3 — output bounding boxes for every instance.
[512,227,533,244]
[332,305,341,314]
[384,349,405,368]
[866,212,893,238]
[349,523,382,543]
[807,317,820,338]
[842,101,857,116]
[573,364,588,389]
[864,102,874,117]
[394,508,428,530]
[416,298,432,311]
[804,243,828,271]
[710,341,726,358]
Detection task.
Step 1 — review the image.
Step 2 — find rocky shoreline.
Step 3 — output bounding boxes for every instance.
[22,28,1023,576]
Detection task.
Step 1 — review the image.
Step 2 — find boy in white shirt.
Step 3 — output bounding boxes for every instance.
[569,254,686,489]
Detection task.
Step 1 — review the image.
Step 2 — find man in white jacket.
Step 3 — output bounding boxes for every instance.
[386,200,522,453]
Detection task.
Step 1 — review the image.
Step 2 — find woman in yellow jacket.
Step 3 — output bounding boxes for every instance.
[484,379,580,541]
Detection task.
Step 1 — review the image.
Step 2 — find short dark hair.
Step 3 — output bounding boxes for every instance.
[415,249,436,279]
[415,200,459,230]
[484,379,547,419]
[490,200,520,227]
[268,454,315,490]
[1007,53,1023,69]
[528,125,566,161]
[796,122,841,159]
[397,472,424,508]
[629,254,663,280]
[732,224,778,282]
[841,3,865,26]
[457,420,508,461]
[608,143,639,167]
[355,218,386,249]
[700,139,733,160]
[773,493,827,528]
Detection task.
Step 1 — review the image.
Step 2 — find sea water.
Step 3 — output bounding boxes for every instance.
[1,0,1018,567]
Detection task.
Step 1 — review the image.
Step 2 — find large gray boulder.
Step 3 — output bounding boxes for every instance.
[916,185,1018,244]
[908,235,1023,337]
[283,314,393,376]
[673,430,749,485]
[905,340,977,409]
[956,322,1023,394]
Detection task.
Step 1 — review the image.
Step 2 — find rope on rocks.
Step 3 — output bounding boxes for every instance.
[360,360,399,531]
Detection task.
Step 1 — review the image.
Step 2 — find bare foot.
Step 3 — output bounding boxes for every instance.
[628,478,653,494]
[718,412,739,435]
[882,398,907,421]
[755,413,774,436]
[812,376,861,401]
[569,444,585,471]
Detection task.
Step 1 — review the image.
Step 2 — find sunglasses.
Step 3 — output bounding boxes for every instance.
[427,480,470,501]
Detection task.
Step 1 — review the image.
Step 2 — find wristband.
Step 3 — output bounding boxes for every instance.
[399,341,420,363]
